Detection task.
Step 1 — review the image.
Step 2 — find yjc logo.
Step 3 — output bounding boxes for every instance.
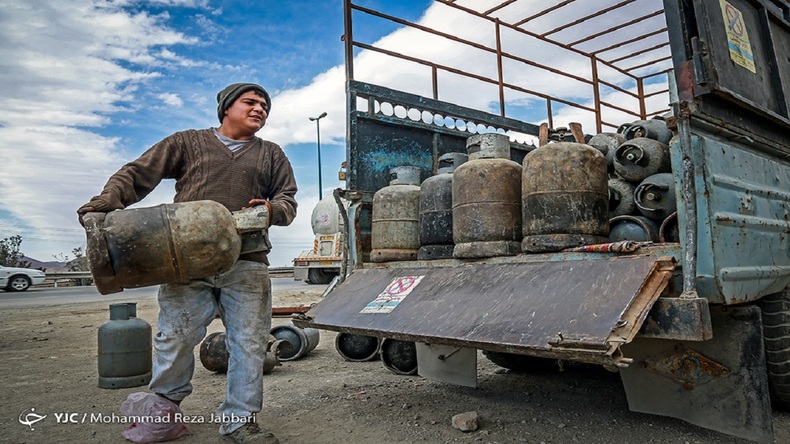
[18,408,47,430]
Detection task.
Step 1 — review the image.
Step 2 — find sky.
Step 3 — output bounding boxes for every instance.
[0,0,671,268]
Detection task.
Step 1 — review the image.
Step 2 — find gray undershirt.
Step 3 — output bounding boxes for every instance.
[213,128,250,152]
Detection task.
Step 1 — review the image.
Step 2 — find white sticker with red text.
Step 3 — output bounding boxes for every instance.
[361,275,425,314]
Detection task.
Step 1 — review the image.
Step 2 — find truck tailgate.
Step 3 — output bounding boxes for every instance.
[295,255,675,367]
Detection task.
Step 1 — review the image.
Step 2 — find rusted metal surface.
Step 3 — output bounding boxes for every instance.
[296,255,675,367]
[672,126,790,304]
[370,167,422,263]
[84,201,241,295]
[418,153,466,260]
[643,344,730,389]
[522,142,609,252]
[621,306,772,443]
[453,134,522,259]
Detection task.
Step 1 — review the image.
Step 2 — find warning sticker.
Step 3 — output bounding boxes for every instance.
[360,275,425,314]
[720,0,756,73]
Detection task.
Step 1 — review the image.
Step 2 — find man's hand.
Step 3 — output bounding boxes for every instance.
[77,206,96,227]
[244,199,272,227]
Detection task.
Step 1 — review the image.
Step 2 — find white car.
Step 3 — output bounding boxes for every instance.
[0,265,46,292]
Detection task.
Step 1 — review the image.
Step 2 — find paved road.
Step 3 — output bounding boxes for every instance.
[0,277,320,308]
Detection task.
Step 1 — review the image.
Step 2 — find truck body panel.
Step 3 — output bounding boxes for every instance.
[295,1,790,441]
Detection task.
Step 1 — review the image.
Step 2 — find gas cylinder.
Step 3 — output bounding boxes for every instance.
[270,322,320,361]
[418,152,468,260]
[199,331,230,373]
[622,117,673,145]
[613,137,670,182]
[335,333,381,362]
[634,173,677,221]
[83,200,242,295]
[522,141,609,252]
[453,133,522,258]
[370,166,422,262]
[98,303,152,389]
[312,194,342,237]
[608,178,636,218]
[660,211,680,242]
[587,132,624,173]
[609,215,660,242]
[380,338,418,375]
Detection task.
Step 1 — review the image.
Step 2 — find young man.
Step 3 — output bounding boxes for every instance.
[78,83,297,444]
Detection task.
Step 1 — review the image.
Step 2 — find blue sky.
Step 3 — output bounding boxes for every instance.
[0,0,671,268]
[0,0,432,267]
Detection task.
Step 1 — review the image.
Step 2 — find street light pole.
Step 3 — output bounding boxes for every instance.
[309,112,328,200]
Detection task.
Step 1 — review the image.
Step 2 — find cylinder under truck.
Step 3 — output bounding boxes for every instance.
[294,1,790,442]
[292,195,348,285]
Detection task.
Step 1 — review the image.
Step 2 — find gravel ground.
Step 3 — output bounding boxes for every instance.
[1,284,788,444]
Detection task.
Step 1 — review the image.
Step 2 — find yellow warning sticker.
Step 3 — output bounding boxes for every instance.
[720,0,756,73]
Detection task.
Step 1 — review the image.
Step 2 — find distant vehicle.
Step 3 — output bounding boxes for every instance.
[293,195,349,285]
[0,265,46,292]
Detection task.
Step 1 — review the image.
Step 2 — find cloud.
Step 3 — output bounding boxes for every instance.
[0,1,201,260]
[1,0,672,269]
[158,93,184,107]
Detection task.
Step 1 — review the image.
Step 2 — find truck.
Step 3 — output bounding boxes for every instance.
[292,195,348,285]
[294,1,790,442]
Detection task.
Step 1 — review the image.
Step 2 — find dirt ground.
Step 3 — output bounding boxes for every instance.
[2,283,789,444]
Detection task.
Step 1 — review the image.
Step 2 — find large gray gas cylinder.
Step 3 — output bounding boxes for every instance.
[370,166,422,262]
[522,141,609,252]
[97,303,152,389]
[453,133,522,259]
[418,152,468,260]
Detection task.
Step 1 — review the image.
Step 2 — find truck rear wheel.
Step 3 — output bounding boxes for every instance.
[482,350,560,373]
[758,288,790,410]
[307,268,336,285]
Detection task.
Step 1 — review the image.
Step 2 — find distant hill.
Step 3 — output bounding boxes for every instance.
[22,256,68,272]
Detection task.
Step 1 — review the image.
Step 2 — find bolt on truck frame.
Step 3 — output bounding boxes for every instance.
[293,1,790,442]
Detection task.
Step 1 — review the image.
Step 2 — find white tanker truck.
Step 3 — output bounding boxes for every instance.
[292,195,348,285]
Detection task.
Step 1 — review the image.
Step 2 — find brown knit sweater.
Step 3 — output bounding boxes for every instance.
[82,128,298,264]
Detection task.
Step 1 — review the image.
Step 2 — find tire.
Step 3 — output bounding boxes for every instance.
[307,268,337,285]
[482,350,561,373]
[758,288,790,410]
[6,275,31,292]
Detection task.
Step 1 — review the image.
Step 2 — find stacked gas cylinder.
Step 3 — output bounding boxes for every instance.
[590,117,679,243]
[369,117,679,263]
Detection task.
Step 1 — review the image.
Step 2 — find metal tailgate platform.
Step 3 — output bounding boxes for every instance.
[295,255,675,368]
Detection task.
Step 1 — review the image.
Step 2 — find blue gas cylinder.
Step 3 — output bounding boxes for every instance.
[97,303,152,389]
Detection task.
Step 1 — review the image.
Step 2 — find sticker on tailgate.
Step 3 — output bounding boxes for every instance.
[361,275,425,314]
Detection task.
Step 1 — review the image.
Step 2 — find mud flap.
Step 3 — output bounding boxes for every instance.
[415,343,477,388]
[620,306,772,443]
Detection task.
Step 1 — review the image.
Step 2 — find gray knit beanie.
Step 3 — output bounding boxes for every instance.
[216,83,271,123]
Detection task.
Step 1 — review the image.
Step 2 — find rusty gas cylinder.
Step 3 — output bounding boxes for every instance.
[453,133,522,258]
[199,331,230,373]
[522,141,609,252]
[83,200,242,295]
[418,152,468,260]
[370,166,422,262]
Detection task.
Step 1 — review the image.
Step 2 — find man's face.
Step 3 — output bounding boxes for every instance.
[224,90,268,134]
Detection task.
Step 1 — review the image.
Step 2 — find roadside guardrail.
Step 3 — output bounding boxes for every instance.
[42,267,294,287]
